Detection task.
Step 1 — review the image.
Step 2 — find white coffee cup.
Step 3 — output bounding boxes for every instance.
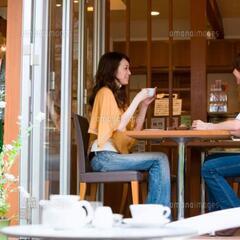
[92,206,113,228]
[146,88,156,97]
[130,204,171,221]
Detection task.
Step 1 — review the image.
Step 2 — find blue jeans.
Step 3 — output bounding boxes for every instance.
[202,153,240,212]
[91,151,170,207]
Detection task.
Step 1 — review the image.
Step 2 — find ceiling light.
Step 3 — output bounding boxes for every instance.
[151,11,160,16]
[0,45,6,52]
[56,3,62,7]
[74,0,78,3]
[87,6,94,12]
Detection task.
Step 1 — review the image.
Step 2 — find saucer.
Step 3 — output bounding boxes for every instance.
[122,218,170,228]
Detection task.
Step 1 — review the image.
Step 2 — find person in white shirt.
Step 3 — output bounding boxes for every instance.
[192,54,240,236]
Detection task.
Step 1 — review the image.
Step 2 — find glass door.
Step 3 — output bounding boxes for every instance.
[20,0,106,223]
[45,0,63,197]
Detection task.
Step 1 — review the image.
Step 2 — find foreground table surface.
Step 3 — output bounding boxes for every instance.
[1,224,197,239]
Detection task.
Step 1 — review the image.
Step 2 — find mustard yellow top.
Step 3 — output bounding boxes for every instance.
[88,87,136,154]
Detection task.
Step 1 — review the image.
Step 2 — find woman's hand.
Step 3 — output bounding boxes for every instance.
[230,130,240,137]
[192,120,213,130]
[134,89,150,103]
[135,88,157,107]
[141,95,156,107]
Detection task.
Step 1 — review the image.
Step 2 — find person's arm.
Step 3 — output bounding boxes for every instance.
[192,119,240,130]
[117,89,150,131]
[134,96,155,130]
[230,130,240,137]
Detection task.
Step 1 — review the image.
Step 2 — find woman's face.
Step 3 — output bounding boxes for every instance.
[115,58,131,86]
[233,68,240,85]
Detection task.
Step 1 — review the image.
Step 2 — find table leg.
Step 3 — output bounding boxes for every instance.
[177,138,185,220]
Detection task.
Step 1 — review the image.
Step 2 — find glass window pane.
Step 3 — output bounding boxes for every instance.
[45,0,63,196]
[84,0,94,119]
[110,0,126,52]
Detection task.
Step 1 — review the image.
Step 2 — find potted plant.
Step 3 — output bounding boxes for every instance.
[0,111,45,240]
[0,134,21,239]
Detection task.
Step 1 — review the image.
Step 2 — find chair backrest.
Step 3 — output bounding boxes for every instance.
[73,113,90,173]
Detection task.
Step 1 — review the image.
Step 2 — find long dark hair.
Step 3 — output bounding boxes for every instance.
[233,53,240,71]
[89,52,130,110]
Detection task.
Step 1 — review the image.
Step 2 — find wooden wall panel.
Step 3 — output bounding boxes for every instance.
[173,40,190,67]
[189,0,206,217]
[190,0,207,121]
[207,40,234,67]
[152,41,169,68]
[4,0,22,222]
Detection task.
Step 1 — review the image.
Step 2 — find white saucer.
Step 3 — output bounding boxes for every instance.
[123,218,170,228]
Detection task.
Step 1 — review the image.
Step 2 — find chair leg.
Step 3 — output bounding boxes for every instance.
[141,182,148,203]
[89,183,98,201]
[45,180,50,198]
[131,181,139,204]
[80,182,87,200]
[233,182,239,196]
[119,183,129,214]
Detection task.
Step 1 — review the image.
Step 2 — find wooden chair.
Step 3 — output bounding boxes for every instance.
[232,177,240,196]
[73,113,147,211]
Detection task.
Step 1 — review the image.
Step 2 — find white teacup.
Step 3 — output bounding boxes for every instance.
[146,88,156,97]
[92,206,113,228]
[130,204,171,221]
[50,194,80,202]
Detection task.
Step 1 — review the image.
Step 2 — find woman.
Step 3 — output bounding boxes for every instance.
[192,54,240,236]
[88,52,170,206]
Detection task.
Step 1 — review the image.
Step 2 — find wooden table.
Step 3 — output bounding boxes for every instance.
[126,130,231,219]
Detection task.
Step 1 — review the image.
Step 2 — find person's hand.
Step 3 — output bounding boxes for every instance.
[192,120,213,130]
[230,130,240,137]
[134,89,150,103]
[141,95,156,107]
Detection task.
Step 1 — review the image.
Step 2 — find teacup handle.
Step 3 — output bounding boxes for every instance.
[79,200,94,224]
[162,206,171,218]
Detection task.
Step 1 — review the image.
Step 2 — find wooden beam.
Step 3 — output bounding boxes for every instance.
[168,0,173,125]
[0,0,7,7]
[105,0,110,52]
[5,0,22,223]
[0,16,7,37]
[146,0,152,88]
[189,0,207,217]
[207,0,224,39]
